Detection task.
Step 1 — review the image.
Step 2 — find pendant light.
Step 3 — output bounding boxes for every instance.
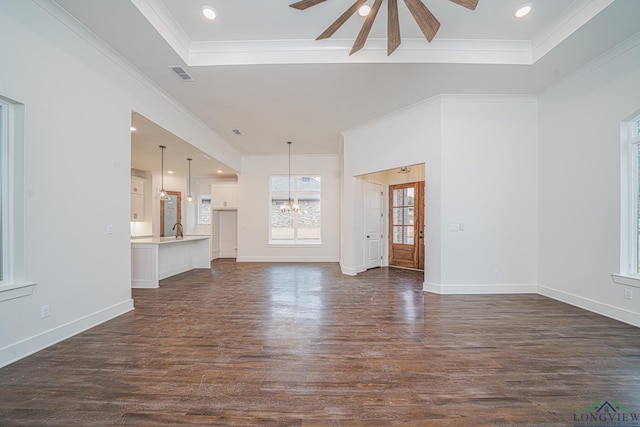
[280,141,299,213]
[186,158,193,204]
[158,145,170,201]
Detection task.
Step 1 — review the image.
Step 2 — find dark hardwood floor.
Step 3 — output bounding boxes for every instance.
[1,260,640,426]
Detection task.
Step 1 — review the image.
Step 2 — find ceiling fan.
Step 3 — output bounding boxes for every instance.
[290,0,478,56]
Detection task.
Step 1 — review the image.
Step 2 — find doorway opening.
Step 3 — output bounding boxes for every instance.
[357,163,425,274]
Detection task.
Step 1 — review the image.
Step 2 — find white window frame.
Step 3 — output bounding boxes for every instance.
[0,97,35,301]
[614,113,640,287]
[629,118,640,275]
[0,100,9,285]
[269,175,322,245]
[198,194,211,225]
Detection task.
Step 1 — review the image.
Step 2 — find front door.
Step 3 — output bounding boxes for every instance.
[389,181,424,270]
[365,182,383,269]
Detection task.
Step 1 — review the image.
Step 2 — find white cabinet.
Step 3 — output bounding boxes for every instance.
[131,176,145,221]
[131,237,211,288]
[211,183,237,210]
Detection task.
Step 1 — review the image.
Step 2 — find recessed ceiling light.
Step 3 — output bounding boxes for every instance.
[202,5,216,21]
[168,170,174,174]
[515,3,532,18]
[130,126,137,132]
[217,170,223,174]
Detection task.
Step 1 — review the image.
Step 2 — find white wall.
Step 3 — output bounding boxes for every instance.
[238,155,341,262]
[342,99,441,275]
[0,1,241,367]
[342,95,539,293]
[439,96,538,291]
[538,34,640,326]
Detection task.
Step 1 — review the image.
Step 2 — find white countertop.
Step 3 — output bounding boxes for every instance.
[131,235,210,245]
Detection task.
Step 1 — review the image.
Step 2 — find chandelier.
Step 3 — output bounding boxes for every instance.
[281,141,300,213]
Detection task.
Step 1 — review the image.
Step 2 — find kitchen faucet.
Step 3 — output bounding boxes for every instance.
[172,223,183,239]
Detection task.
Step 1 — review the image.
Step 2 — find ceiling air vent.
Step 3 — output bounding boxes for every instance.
[169,65,194,82]
[232,129,242,135]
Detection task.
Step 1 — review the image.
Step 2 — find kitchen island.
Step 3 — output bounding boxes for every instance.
[131,235,211,288]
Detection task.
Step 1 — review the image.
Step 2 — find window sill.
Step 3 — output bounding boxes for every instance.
[268,243,323,248]
[611,274,640,288]
[0,281,37,302]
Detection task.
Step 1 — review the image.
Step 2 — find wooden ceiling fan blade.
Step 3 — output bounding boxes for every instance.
[317,0,367,40]
[403,0,440,42]
[388,0,401,55]
[289,0,327,10]
[448,0,478,11]
[350,0,384,55]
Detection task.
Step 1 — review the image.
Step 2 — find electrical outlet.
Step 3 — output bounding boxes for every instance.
[624,288,633,300]
[40,305,50,318]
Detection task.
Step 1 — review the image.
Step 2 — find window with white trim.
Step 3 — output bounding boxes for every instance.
[0,97,33,301]
[0,100,9,284]
[270,176,321,244]
[198,194,211,225]
[623,114,640,276]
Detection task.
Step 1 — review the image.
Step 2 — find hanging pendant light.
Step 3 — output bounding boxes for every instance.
[280,141,300,213]
[186,158,193,204]
[158,145,170,201]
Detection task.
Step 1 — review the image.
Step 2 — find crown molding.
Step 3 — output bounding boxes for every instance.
[32,0,241,167]
[129,0,191,64]
[187,38,532,66]
[130,0,612,67]
[539,30,640,101]
[532,0,615,63]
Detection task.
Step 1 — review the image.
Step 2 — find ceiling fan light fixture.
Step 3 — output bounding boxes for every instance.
[292,0,479,56]
[202,5,217,21]
[515,3,532,18]
[358,1,373,17]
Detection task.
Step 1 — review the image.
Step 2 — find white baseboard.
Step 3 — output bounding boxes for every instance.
[0,299,134,368]
[423,281,640,327]
[340,262,358,276]
[424,282,538,294]
[538,284,640,328]
[236,256,340,263]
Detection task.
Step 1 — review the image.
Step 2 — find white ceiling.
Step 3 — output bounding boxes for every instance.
[130,112,236,179]
[53,0,640,174]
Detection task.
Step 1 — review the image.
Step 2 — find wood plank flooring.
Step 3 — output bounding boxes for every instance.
[1,260,640,426]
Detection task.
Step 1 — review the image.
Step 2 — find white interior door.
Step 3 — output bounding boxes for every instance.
[365,182,383,269]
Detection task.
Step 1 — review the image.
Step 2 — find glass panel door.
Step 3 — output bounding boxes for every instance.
[392,187,414,244]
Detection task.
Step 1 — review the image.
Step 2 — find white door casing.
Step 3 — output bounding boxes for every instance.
[365,182,383,269]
